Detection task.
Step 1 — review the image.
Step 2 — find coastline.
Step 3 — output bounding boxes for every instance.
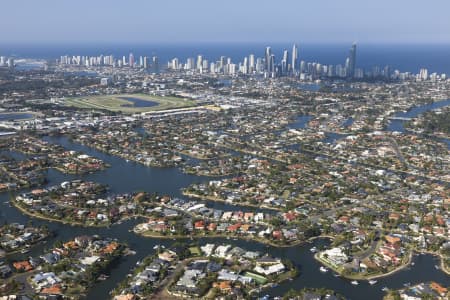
[134,229,308,248]
[313,250,428,281]
[10,199,111,228]
[182,191,281,211]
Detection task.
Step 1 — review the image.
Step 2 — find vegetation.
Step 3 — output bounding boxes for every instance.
[63,93,197,113]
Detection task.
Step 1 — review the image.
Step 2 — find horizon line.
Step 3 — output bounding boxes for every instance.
[2,41,450,46]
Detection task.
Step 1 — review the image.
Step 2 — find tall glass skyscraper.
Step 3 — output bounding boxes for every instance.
[292,43,298,74]
[347,43,357,78]
[265,46,272,72]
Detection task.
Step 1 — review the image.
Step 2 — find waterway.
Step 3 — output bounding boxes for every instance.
[0,99,449,299]
[118,97,159,108]
[0,113,34,121]
[386,99,450,133]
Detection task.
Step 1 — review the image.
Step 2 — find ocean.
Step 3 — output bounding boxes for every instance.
[1,43,450,74]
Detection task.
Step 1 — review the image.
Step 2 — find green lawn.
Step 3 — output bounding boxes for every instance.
[63,94,197,113]
[243,271,268,284]
[188,246,202,256]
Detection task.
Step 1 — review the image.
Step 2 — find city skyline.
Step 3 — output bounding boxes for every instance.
[1,0,450,44]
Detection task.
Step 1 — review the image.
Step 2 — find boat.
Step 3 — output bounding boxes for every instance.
[434,265,439,270]
[153,245,160,250]
[333,273,340,277]
[20,249,30,254]
[368,280,377,285]
[351,280,359,285]
[319,266,328,273]
[381,287,389,292]
[411,262,415,266]
[403,282,411,287]
[98,274,109,281]
[310,246,318,253]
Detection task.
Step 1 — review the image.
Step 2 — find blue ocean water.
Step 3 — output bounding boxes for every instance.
[1,43,450,74]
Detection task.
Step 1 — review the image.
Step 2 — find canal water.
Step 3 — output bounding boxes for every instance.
[0,99,449,299]
[0,113,34,121]
[386,99,450,133]
[118,97,159,108]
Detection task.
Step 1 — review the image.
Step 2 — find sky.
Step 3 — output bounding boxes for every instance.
[1,0,450,44]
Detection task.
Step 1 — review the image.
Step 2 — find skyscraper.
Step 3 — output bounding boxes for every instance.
[196,55,203,71]
[282,49,289,75]
[265,46,271,72]
[129,53,135,68]
[347,43,356,78]
[269,54,275,75]
[152,56,159,73]
[248,54,255,74]
[292,43,298,74]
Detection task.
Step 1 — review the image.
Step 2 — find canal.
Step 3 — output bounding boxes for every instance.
[0,99,449,299]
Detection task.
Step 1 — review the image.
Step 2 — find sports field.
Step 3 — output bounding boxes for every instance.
[62,94,197,113]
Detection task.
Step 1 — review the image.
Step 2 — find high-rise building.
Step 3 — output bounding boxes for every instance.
[219,56,226,72]
[202,59,208,72]
[269,54,275,75]
[152,56,159,73]
[242,57,248,74]
[248,54,255,74]
[170,58,179,70]
[347,43,356,78]
[129,53,135,67]
[7,58,14,69]
[265,46,272,72]
[300,60,306,74]
[256,58,263,73]
[292,43,298,74]
[281,49,289,75]
[186,57,195,70]
[196,55,203,71]
[419,68,428,80]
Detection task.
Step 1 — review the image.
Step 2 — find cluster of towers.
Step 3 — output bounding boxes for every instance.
[168,43,359,79]
[59,53,159,73]
[0,56,14,68]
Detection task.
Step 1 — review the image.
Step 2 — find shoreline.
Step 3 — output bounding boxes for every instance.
[182,191,281,212]
[10,199,112,228]
[134,229,307,248]
[314,249,438,281]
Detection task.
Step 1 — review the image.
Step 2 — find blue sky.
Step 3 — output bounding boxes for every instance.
[2,0,450,44]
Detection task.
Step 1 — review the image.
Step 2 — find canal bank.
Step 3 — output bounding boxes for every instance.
[0,98,449,299]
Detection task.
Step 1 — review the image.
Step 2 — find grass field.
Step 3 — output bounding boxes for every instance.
[188,246,202,256]
[62,94,197,113]
[243,271,268,284]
